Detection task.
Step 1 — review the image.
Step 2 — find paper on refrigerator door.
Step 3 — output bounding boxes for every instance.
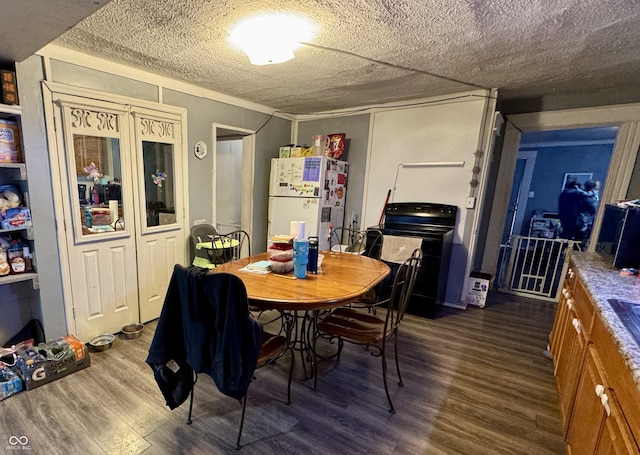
[269,157,322,197]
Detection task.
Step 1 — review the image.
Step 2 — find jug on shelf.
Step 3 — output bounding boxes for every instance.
[312,135,330,156]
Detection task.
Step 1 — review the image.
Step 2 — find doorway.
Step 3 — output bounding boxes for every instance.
[45,85,187,341]
[212,124,255,241]
[496,126,616,300]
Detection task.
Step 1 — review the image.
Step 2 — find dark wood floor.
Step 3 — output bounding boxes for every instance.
[0,293,565,455]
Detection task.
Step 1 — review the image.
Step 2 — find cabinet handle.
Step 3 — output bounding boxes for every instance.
[601,392,611,416]
[594,384,611,416]
[572,318,581,334]
[562,288,569,298]
[566,299,573,310]
[568,270,575,278]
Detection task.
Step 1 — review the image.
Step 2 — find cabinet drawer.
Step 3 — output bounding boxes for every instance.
[591,315,640,446]
[572,278,595,338]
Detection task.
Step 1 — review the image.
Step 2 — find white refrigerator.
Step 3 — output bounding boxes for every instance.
[268,156,348,251]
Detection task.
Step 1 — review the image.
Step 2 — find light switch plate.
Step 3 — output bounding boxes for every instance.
[465,196,476,209]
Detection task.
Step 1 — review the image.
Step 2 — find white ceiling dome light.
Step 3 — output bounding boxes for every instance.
[229,13,314,65]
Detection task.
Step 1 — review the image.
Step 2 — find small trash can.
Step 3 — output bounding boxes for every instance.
[465,271,492,308]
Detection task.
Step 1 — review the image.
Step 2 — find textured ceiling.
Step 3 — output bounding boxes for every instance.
[9,0,640,114]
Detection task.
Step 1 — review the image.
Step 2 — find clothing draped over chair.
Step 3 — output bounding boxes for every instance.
[146,265,263,409]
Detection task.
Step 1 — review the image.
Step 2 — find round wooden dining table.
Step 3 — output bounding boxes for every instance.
[212,251,391,311]
[214,251,391,380]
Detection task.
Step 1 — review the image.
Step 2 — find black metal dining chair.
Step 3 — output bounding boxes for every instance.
[148,266,294,450]
[312,248,422,413]
[329,227,385,309]
[329,227,383,259]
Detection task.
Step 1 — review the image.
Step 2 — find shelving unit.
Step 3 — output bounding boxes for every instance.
[1,102,38,288]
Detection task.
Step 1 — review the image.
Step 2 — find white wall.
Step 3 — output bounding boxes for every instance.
[363,91,496,306]
[215,139,243,229]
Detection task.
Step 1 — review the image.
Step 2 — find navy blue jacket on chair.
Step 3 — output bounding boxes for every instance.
[146,265,262,409]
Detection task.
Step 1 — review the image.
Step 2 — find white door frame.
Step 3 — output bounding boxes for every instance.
[42,81,189,338]
[211,123,255,242]
[511,150,538,238]
[482,103,640,276]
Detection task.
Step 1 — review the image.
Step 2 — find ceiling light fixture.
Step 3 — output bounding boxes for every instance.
[229,13,314,65]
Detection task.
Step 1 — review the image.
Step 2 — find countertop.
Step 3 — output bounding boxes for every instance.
[571,251,640,389]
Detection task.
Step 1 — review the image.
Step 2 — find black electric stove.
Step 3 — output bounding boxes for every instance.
[367,202,457,318]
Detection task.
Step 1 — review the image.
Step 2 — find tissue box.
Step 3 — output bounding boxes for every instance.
[16,335,90,390]
[0,207,31,229]
[465,272,492,308]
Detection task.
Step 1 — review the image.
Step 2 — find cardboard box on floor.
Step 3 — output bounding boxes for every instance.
[15,335,90,390]
[465,271,492,308]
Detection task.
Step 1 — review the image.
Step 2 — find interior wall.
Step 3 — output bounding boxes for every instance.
[502,85,640,115]
[628,151,640,199]
[296,114,370,231]
[8,52,292,341]
[363,92,494,306]
[518,143,614,235]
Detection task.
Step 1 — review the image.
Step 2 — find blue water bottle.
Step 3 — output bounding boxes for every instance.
[293,239,309,279]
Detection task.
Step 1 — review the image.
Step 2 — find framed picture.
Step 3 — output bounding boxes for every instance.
[562,173,592,191]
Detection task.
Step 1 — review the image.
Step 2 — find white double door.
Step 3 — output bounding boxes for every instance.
[46,87,187,342]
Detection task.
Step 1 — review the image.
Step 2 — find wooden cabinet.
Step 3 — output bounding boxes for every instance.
[566,344,608,454]
[552,260,640,454]
[595,389,639,455]
[551,271,594,430]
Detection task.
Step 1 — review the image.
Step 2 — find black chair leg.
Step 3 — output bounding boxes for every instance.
[236,394,247,450]
[186,372,198,424]
[394,331,404,387]
[286,346,294,404]
[381,345,395,414]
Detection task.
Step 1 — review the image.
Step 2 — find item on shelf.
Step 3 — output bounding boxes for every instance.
[7,240,25,274]
[0,119,21,163]
[0,70,18,105]
[15,335,90,390]
[0,207,31,230]
[279,146,291,158]
[90,207,111,226]
[0,184,22,213]
[22,245,32,272]
[327,133,346,159]
[84,206,92,228]
[312,135,330,157]
[0,247,9,276]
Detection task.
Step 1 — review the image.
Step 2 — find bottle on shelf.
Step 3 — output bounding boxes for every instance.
[22,245,33,272]
[92,186,99,205]
[84,205,93,228]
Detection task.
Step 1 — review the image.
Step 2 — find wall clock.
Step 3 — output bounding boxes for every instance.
[194,141,207,159]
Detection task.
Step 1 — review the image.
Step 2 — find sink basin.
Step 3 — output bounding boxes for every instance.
[608,299,640,347]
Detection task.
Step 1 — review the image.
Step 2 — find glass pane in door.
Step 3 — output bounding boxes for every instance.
[74,134,124,235]
[142,141,175,227]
